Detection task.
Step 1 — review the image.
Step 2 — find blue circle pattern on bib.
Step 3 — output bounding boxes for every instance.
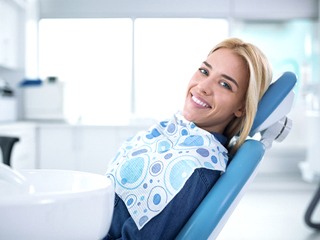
[106,112,228,229]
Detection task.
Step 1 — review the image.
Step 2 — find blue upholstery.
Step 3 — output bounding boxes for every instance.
[250,71,297,136]
[176,72,297,239]
[176,140,265,240]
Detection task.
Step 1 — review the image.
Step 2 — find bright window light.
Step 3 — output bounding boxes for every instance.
[39,18,133,125]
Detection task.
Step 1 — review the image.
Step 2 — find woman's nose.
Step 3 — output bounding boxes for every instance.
[198,79,213,96]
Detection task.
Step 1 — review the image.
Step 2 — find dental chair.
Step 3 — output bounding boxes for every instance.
[176,71,297,239]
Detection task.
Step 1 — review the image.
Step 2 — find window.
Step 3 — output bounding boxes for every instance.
[39,18,133,124]
[38,18,229,124]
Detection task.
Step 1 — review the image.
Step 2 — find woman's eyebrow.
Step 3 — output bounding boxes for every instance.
[203,61,212,69]
[221,74,239,88]
[203,61,239,88]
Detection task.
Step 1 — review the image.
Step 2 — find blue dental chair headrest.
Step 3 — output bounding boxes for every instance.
[250,71,297,137]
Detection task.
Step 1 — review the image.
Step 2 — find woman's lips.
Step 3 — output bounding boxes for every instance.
[191,95,211,108]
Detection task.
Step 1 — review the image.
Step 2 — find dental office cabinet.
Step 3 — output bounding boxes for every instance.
[0,121,145,174]
[37,124,145,174]
[0,122,37,169]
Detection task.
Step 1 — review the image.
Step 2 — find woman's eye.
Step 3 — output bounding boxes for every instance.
[220,81,232,91]
[199,68,208,76]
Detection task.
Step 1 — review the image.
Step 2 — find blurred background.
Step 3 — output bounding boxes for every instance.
[0,0,320,239]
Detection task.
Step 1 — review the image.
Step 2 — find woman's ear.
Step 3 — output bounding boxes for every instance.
[234,106,245,118]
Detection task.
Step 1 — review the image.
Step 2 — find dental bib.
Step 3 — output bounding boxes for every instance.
[106,112,228,229]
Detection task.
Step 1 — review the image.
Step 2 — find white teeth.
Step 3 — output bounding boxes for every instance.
[192,96,210,108]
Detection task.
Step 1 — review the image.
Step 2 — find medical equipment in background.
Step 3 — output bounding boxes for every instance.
[0,136,19,166]
[304,185,320,230]
[176,71,297,239]
[0,78,17,122]
[21,78,65,121]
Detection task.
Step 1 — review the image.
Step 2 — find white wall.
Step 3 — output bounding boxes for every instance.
[38,0,318,20]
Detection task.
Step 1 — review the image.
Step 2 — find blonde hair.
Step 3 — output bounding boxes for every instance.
[209,38,272,154]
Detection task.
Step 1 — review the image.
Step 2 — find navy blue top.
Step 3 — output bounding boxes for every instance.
[212,132,227,146]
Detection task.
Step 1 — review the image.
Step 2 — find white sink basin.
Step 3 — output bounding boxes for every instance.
[0,165,114,240]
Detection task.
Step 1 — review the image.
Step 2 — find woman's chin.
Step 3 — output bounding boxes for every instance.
[182,110,195,123]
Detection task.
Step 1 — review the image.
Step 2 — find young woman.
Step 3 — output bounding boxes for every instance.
[104,37,272,239]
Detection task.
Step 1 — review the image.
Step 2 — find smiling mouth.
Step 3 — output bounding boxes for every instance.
[191,95,211,108]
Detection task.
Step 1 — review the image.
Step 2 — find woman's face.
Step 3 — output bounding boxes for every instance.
[183,48,249,134]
